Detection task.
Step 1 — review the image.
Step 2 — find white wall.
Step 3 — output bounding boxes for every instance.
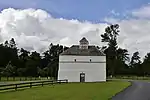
[59,55,106,62]
[58,56,106,82]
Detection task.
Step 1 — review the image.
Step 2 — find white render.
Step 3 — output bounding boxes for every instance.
[58,55,106,82]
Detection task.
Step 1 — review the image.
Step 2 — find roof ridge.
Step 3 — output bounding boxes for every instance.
[60,45,105,56]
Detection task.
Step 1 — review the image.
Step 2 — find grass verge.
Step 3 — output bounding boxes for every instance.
[0,81,130,100]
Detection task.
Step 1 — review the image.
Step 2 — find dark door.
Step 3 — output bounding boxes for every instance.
[80,73,85,82]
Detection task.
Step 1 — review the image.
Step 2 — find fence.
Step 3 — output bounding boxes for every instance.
[0,77,54,81]
[0,79,68,91]
[107,75,150,80]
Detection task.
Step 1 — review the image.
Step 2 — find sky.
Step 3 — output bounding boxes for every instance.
[0,0,150,59]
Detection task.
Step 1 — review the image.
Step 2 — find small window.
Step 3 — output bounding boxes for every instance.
[90,59,91,62]
[74,59,76,62]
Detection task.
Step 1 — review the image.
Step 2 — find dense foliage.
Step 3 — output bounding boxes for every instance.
[0,39,69,79]
[101,24,150,76]
[0,24,150,78]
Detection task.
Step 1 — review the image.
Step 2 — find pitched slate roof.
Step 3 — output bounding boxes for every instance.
[60,45,105,56]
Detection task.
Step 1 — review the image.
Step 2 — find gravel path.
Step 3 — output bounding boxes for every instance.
[112,81,150,100]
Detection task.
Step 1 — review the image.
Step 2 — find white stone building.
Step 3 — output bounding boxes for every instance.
[58,37,106,82]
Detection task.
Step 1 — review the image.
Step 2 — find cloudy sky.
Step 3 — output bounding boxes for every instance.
[0,0,150,59]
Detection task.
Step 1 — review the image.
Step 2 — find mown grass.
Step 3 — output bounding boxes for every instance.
[0,81,130,100]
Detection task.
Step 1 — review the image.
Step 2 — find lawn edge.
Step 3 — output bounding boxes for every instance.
[110,81,132,99]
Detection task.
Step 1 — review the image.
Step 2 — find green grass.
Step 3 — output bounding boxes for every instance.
[0,81,130,100]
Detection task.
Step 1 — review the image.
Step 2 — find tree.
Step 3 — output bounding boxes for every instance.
[0,38,18,68]
[0,37,70,77]
[17,68,26,77]
[9,38,16,48]
[1,61,16,77]
[25,51,41,76]
[130,52,141,66]
[37,67,46,77]
[4,40,9,47]
[48,44,63,78]
[41,44,68,78]
[18,48,30,69]
[130,51,142,75]
[115,48,129,75]
[0,67,4,77]
[142,53,150,76]
[101,24,119,76]
[117,48,129,62]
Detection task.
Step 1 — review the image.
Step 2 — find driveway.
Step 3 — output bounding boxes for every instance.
[112,80,150,100]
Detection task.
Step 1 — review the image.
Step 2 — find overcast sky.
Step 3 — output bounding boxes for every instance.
[0,0,150,59]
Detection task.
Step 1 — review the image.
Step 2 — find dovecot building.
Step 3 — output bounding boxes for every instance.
[58,37,106,82]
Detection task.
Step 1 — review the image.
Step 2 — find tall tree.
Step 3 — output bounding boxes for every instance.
[115,48,129,75]
[18,48,30,70]
[130,51,141,67]
[9,38,18,67]
[0,37,71,77]
[25,51,41,76]
[1,61,16,77]
[142,53,150,76]
[9,38,16,48]
[0,38,18,68]
[101,24,119,76]
[4,40,9,47]
[130,51,142,75]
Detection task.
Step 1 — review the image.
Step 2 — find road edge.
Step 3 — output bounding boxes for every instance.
[110,81,132,100]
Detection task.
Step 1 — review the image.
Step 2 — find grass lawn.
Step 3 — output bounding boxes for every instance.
[0,81,130,100]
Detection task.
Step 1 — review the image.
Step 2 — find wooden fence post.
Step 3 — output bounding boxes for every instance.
[42,82,43,86]
[30,82,32,88]
[52,81,54,85]
[15,84,17,91]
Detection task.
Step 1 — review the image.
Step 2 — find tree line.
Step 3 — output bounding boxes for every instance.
[101,24,150,77]
[0,39,69,79]
[0,24,150,78]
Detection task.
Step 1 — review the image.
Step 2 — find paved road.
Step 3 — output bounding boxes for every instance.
[112,81,150,100]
